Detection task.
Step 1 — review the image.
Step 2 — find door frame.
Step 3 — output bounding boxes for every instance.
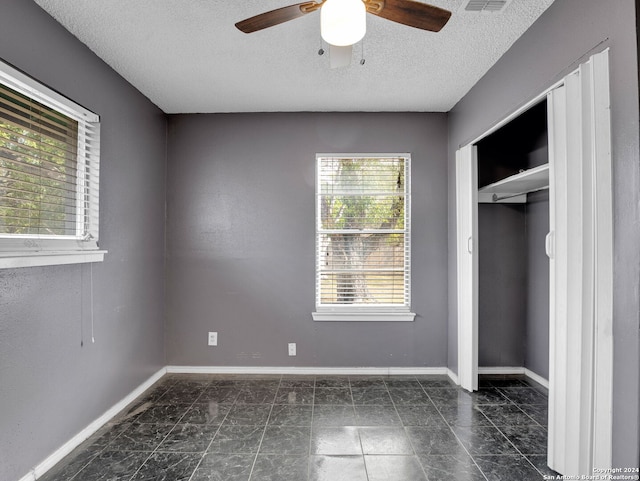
[454,50,613,474]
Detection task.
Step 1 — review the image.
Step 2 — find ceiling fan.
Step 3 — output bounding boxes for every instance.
[235,0,452,68]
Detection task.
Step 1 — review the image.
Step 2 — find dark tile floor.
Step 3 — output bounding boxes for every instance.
[40,374,558,481]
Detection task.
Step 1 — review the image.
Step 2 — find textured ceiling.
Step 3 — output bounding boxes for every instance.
[33,0,554,113]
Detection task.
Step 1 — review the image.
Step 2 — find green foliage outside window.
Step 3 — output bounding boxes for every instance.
[318,156,408,305]
[0,85,78,236]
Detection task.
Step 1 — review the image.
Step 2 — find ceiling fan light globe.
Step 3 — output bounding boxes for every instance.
[321,0,366,47]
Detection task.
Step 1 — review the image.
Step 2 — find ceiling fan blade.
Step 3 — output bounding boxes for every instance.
[235,2,322,34]
[330,45,352,69]
[368,0,451,32]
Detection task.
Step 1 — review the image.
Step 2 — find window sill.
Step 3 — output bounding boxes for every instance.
[312,311,416,322]
[0,250,107,269]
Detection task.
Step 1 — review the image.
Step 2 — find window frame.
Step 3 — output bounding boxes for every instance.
[0,59,105,269]
[312,153,415,322]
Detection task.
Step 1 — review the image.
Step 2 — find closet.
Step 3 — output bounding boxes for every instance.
[455,49,614,475]
[475,100,550,379]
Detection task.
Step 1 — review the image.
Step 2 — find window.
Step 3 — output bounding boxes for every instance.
[0,59,103,268]
[313,154,415,321]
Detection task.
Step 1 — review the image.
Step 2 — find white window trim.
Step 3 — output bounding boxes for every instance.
[0,250,106,269]
[312,153,415,322]
[0,59,105,268]
[312,309,416,322]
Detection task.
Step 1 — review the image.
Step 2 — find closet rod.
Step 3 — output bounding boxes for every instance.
[491,186,549,203]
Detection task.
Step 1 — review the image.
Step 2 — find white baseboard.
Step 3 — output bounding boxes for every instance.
[166,365,450,376]
[446,368,459,385]
[163,365,549,389]
[17,466,36,481]
[478,366,524,375]
[524,368,549,389]
[18,367,166,481]
[477,366,549,389]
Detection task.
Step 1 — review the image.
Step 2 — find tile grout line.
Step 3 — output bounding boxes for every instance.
[506,393,547,429]
[130,378,214,481]
[446,382,550,479]
[482,408,547,477]
[307,376,317,481]
[349,376,370,481]
[245,375,282,481]
[398,376,432,481]
[489,386,551,477]
[186,379,236,481]
[65,378,178,481]
[422,387,491,481]
[413,379,476,481]
[77,377,187,481]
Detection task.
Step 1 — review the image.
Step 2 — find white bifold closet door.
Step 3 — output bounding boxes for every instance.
[455,49,613,475]
[546,49,613,476]
[455,144,478,393]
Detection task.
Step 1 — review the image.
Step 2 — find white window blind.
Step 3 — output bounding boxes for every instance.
[314,154,414,321]
[0,59,103,268]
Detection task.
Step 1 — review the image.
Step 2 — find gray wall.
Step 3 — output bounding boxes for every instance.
[0,2,167,480]
[478,203,527,368]
[447,0,640,467]
[166,112,449,368]
[477,196,550,378]
[525,191,550,379]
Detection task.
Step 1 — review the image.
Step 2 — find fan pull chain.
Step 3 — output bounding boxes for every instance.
[318,37,325,56]
[90,262,95,343]
[360,40,366,65]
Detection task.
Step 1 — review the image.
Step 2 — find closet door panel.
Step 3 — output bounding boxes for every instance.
[455,144,478,392]
[547,49,613,475]
[547,83,568,474]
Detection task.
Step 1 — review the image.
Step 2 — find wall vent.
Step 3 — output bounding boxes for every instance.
[462,0,513,13]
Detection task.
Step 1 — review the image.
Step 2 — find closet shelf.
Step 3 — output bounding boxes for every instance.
[478,163,549,203]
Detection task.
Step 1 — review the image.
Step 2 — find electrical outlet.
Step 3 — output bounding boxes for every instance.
[208,331,218,346]
[288,342,296,356]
